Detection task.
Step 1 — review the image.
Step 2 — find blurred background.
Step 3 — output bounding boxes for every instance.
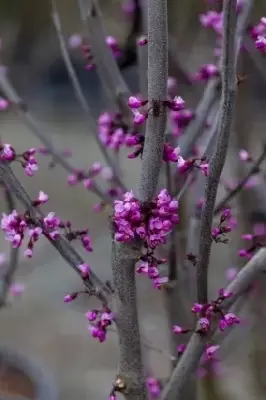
[0,0,265,399]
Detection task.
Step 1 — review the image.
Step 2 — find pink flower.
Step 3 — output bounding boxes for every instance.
[64,292,78,303]
[128,96,148,109]
[37,191,49,204]
[83,178,93,189]
[168,96,185,111]
[0,97,9,111]
[199,162,209,176]
[172,325,184,334]
[199,317,210,332]
[239,149,251,161]
[85,310,98,322]
[133,111,147,125]
[192,303,203,313]
[68,34,82,49]
[0,144,16,161]
[24,248,33,258]
[137,36,148,46]
[77,263,90,278]
[9,283,25,297]
[206,345,220,360]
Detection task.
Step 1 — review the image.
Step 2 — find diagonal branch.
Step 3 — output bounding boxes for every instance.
[0,163,111,305]
[214,143,266,215]
[78,0,131,116]
[0,71,113,203]
[161,247,266,400]
[196,0,238,305]
[50,0,127,192]
[178,0,253,161]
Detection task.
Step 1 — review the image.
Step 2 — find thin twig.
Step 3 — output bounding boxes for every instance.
[178,0,253,161]
[196,0,238,305]
[214,143,266,215]
[0,71,113,203]
[161,247,266,400]
[78,0,131,117]
[50,1,127,192]
[0,163,111,305]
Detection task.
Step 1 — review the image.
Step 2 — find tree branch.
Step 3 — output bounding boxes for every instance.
[178,0,253,160]
[0,71,114,203]
[196,0,238,304]
[110,0,168,398]
[78,0,131,116]
[50,1,127,192]
[214,143,266,215]
[161,247,266,400]
[0,163,111,305]
[138,0,168,203]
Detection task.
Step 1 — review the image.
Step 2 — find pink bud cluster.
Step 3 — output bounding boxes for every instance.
[249,17,266,53]
[67,161,113,188]
[136,258,169,289]
[0,144,39,176]
[114,189,179,247]
[173,289,240,367]
[238,222,265,259]
[171,288,241,376]
[0,96,9,111]
[1,192,93,257]
[199,1,243,56]
[212,208,235,243]
[127,95,185,128]
[194,63,219,82]
[98,111,138,149]
[169,108,194,137]
[69,35,121,70]
[146,377,161,398]
[114,189,179,287]
[86,308,114,342]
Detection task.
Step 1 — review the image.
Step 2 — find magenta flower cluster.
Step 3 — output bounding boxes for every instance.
[1,191,93,258]
[175,288,240,336]
[212,208,235,243]
[249,17,266,53]
[114,189,179,247]
[86,308,114,343]
[0,144,39,176]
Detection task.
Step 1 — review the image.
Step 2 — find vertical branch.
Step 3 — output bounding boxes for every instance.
[111,0,168,398]
[137,41,148,98]
[50,1,127,191]
[138,0,168,203]
[78,0,131,115]
[196,0,237,305]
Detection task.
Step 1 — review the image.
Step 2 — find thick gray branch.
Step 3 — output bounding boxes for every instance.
[112,240,147,400]
[111,0,168,398]
[196,0,237,304]
[138,0,168,203]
